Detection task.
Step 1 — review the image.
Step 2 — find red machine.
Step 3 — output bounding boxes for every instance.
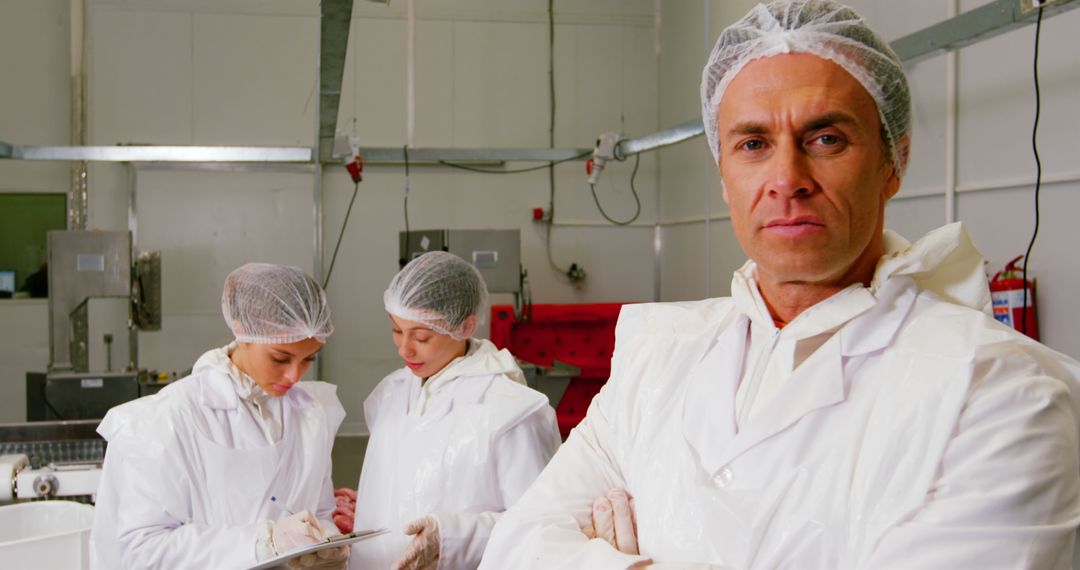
[490,303,627,438]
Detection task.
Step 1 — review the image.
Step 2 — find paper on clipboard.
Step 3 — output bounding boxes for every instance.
[245,528,390,570]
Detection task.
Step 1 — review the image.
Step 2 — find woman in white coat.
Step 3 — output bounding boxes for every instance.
[349,252,561,570]
[90,263,350,570]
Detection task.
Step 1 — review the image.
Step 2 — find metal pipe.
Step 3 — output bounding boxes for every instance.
[617,119,703,158]
[944,0,959,224]
[406,0,416,147]
[891,0,1080,64]
[351,147,591,163]
[69,0,88,230]
[702,1,711,298]
[10,145,313,162]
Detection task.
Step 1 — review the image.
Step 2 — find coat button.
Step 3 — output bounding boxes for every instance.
[714,467,734,487]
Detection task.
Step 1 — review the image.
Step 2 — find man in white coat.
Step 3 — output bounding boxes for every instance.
[478,1,1080,568]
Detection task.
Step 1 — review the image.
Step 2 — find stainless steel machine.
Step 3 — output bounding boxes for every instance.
[25,230,163,421]
[0,420,104,502]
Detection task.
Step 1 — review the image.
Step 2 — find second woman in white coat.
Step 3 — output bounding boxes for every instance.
[349,252,561,570]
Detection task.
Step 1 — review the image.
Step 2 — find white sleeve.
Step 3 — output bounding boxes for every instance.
[316,458,338,522]
[436,403,561,568]
[495,401,561,505]
[477,385,649,569]
[859,350,1080,569]
[106,441,264,569]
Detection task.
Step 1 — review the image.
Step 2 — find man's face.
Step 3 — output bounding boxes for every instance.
[716,53,901,288]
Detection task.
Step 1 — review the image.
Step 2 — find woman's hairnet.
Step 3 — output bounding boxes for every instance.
[700,0,911,176]
[384,251,488,340]
[221,263,333,344]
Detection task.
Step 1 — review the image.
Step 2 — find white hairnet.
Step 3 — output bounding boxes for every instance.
[222,263,333,344]
[384,251,488,340]
[701,0,911,176]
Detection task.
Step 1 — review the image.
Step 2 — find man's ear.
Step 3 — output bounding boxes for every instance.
[884,135,910,201]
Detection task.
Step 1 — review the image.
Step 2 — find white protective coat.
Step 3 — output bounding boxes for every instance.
[479,223,1080,570]
[350,338,561,570]
[90,346,344,570]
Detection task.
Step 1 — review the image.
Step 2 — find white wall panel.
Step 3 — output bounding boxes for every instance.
[131,168,316,374]
[956,9,1080,189]
[0,301,49,422]
[885,193,948,242]
[0,1,72,422]
[90,9,193,145]
[0,0,72,191]
[192,14,317,146]
[960,182,1080,356]
[452,22,549,147]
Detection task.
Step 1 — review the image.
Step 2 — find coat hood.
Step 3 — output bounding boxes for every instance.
[872,222,991,314]
[434,338,527,385]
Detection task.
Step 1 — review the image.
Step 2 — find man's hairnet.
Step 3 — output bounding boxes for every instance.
[222,263,333,344]
[700,0,911,176]
[384,251,488,341]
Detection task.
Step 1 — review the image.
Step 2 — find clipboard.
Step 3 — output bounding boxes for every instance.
[245,528,390,570]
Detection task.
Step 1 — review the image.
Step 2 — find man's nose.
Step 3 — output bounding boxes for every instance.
[765,142,813,199]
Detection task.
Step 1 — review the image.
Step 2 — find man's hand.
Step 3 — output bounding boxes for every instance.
[581,489,639,555]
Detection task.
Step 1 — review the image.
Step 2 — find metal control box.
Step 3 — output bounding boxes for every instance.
[399,229,521,293]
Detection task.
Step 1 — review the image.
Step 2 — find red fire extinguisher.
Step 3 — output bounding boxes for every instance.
[989,255,1039,341]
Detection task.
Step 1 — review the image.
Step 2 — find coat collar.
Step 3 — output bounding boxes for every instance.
[684,267,920,475]
[390,366,494,422]
[193,344,315,411]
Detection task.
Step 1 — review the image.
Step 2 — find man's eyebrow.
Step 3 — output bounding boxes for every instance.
[803,111,859,132]
[724,111,861,138]
[725,121,769,138]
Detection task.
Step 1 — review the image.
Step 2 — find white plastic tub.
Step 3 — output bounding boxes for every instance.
[0,501,94,570]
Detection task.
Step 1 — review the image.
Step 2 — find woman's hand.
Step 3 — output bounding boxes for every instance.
[394,514,440,570]
[332,487,357,533]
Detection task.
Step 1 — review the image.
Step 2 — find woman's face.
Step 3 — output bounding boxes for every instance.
[390,314,470,380]
[230,337,323,397]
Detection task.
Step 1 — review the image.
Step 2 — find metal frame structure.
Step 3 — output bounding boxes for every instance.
[0,0,1076,166]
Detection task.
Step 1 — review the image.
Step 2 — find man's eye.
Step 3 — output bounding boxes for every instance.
[818,134,840,145]
[741,139,764,151]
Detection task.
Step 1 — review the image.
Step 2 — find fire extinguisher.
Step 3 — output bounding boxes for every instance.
[989,255,1039,341]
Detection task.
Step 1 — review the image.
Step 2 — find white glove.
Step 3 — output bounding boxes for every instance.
[284,518,350,570]
[272,510,326,554]
[581,489,639,555]
[393,514,440,570]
